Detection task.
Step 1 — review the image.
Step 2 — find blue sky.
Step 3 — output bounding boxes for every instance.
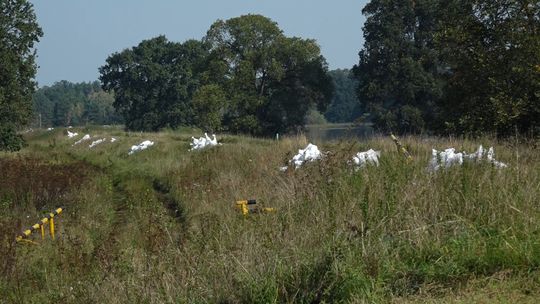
[30,0,368,86]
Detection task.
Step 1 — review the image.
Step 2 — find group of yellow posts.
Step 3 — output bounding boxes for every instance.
[16,135,411,242]
[16,208,63,244]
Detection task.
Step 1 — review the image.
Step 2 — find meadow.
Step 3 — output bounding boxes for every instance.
[1,127,539,303]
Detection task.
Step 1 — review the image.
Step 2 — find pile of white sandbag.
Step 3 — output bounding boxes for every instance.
[190,133,220,151]
[67,130,78,138]
[352,149,380,169]
[429,145,507,171]
[281,145,382,171]
[129,140,154,155]
[280,143,322,170]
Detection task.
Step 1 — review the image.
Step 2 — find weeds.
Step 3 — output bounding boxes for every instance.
[0,157,92,212]
[0,128,539,302]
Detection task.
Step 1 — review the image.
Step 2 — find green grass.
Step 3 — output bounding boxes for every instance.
[1,127,539,303]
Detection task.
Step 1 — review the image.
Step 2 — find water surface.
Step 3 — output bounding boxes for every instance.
[305,123,374,143]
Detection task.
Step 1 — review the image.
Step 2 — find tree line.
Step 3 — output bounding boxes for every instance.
[30,69,360,127]
[98,1,539,136]
[32,70,359,129]
[1,0,538,151]
[33,81,120,127]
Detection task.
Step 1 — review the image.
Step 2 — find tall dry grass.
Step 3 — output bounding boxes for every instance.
[1,128,539,303]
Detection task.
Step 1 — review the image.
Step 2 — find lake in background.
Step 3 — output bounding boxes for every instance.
[305,123,375,142]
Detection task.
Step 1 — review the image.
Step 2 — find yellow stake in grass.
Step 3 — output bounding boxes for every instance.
[235,200,252,216]
[40,217,49,240]
[50,217,55,240]
[390,133,412,161]
[16,207,63,243]
[235,199,275,216]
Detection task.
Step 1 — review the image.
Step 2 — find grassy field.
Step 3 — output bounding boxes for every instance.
[1,127,539,303]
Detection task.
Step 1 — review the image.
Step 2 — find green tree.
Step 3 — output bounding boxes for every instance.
[192,84,227,132]
[436,0,540,136]
[324,69,362,123]
[353,0,442,134]
[204,14,334,135]
[84,90,119,125]
[305,107,329,125]
[99,37,208,131]
[0,0,42,151]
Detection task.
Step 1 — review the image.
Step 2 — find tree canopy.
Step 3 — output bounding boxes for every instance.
[99,37,208,131]
[0,0,42,151]
[202,14,334,135]
[353,0,539,136]
[99,15,333,135]
[353,0,442,134]
[437,0,540,136]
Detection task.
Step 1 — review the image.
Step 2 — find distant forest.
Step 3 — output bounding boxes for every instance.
[32,81,120,127]
[324,69,361,123]
[32,70,360,128]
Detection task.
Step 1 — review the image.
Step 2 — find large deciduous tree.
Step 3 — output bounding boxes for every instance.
[355,0,539,136]
[0,0,42,151]
[99,37,208,131]
[203,14,334,135]
[437,0,540,136]
[353,0,442,134]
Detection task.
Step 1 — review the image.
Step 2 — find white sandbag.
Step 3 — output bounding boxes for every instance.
[429,148,463,171]
[89,138,106,148]
[352,149,380,168]
[291,143,322,168]
[463,145,485,161]
[129,140,154,155]
[73,134,91,146]
[190,133,220,151]
[486,147,508,168]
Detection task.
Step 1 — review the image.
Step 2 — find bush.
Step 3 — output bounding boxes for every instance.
[0,124,25,152]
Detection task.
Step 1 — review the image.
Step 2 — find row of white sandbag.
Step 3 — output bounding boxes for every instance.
[68,130,222,154]
[281,143,506,171]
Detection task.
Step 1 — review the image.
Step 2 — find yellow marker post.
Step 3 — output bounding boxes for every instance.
[235,200,250,216]
[390,134,412,161]
[40,218,48,240]
[50,217,55,240]
[235,199,275,216]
